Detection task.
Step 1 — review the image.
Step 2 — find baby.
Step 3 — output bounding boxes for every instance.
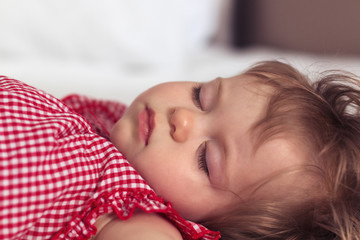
[1,60,360,240]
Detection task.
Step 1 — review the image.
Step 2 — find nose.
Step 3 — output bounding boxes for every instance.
[170,108,194,142]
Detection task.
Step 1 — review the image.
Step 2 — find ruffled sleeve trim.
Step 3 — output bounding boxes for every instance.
[52,188,220,240]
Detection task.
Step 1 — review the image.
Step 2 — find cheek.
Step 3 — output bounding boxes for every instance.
[129,146,236,221]
[130,149,198,211]
[135,159,206,220]
[110,118,135,159]
[110,121,128,153]
[131,147,191,192]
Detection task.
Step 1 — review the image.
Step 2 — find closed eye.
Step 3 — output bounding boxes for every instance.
[197,142,209,176]
[192,84,203,110]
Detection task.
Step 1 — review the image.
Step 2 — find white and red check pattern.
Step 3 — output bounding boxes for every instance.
[0,76,220,240]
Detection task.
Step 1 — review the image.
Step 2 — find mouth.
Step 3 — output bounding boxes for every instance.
[138,106,155,145]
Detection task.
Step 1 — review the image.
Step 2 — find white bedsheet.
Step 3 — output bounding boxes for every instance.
[0,1,359,104]
[2,46,360,104]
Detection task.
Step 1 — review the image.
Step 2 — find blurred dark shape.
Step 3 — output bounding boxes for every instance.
[230,0,360,56]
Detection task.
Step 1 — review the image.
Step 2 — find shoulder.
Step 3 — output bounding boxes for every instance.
[94,212,183,240]
[0,76,74,117]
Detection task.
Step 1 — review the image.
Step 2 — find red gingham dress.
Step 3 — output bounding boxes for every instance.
[0,76,220,240]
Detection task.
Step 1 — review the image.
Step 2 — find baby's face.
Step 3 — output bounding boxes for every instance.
[110,75,306,221]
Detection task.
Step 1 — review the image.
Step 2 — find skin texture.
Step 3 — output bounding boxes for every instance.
[110,75,307,223]
[94,212,182,240]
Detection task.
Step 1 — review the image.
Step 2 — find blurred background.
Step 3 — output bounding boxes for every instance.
[1,0,360,104]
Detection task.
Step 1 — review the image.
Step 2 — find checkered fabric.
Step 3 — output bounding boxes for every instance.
[0,76,220,240]
[61,94,127,141]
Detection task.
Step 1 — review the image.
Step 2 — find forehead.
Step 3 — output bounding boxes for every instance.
[214,76,270,184]
[222,74,277,142]
[222,74,272,104]
[220,74,271,129]
[219,75,308,198]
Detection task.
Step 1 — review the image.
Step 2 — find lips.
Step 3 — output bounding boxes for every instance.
[138,107,155,145]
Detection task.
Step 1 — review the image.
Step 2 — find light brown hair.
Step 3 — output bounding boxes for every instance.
[201,61,360,239]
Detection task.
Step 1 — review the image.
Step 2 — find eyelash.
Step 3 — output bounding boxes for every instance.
[192,84,209,176]
[192,85,203,110]
[198,142,209,176]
